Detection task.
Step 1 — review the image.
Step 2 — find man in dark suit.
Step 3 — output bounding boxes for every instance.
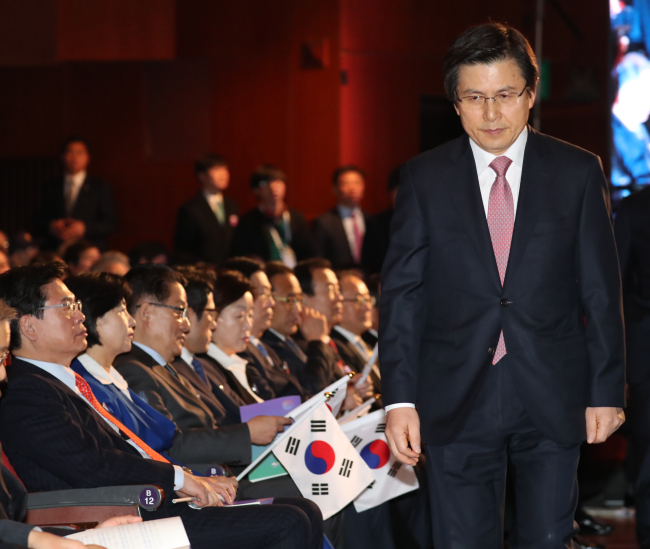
[222,257,304,399]
[37,137,117,251]
[615,187,650,547]
[114,265,289,466]
[0,263,321,549]
[381,24,626,548]
[312,166,369,270]
[173,154,239,265]
[361,167,401,275]
[230,165,314,265]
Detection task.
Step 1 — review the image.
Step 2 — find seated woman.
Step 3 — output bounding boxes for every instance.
[66,273,178,456]
[201,270,268,403]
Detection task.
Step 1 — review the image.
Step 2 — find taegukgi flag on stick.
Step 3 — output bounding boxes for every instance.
[341,409,419,512]
[286,373,353,421]
[274,402,374,520]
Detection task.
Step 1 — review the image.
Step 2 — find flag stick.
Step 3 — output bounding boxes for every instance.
[337,394,380,425]
[355,344,378,388]
[286,373,354,420]
[236,393,330,481]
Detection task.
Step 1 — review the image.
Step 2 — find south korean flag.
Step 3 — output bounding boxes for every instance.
[341,409,419,512]
[274,402,374,519]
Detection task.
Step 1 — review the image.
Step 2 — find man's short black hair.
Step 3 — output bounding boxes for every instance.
[332,165,365,186]
[174,266,215,320]
[127,241,168,267]
[63,240,96,267]
[265,261,294,290]
[213,270,253,313]
[124,264,187,315]
[221,257,265,280]
[0,262,68,350]
[195,154,228,176]
[66,272,132,348]
[250,165,287,190]
[61,135,90,155]
[294,258,333,296]
[443,23,538,103]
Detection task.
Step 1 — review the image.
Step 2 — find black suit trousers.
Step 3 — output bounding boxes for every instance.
[627,382,650,548]
[142,497,322,549]
[425,358,580,549]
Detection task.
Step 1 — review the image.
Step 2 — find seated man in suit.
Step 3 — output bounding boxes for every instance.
[230,165,314,265]
[174,154,239,265]
[331,273,381,394]
[312,165,368,270]
[37,137,117,251]
[260,262,342,397]
[114,265,287,467]
[0,263,321,549]
[222,257,304,399]
[361,166,401,275]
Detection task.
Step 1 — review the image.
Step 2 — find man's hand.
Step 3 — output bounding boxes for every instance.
[299,307,328,342]
[247,415,292,445]
[96,516,142,529]
[28,530,104,549]
[49,219,67,239]
[204,475,238,505]
[350,373,373,399]
[341,382,363,411]
[60,219,86,241]
[176,472,223,507]
[586,406,625,444]
[385,407,421,466]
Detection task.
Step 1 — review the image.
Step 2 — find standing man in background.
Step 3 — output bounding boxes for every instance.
[174,154,239,265]
[380,23,625,548]
[37,136,117,251]
[312,165,368,270]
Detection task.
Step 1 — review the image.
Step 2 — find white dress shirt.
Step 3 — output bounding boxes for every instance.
[206,342,263,403]
[18,355,184,489]
[385,128,528,413]
[249,335,273,366]
[64,170,86,215]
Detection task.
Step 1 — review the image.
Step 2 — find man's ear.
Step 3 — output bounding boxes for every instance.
[19,315,38,343]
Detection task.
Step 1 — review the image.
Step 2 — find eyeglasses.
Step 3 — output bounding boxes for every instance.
[137,302,188,320]
[38,301,83,315]
[203,307,217,321]
[273,295,304,308]
[456,86,528,110]
[342,295,376,307]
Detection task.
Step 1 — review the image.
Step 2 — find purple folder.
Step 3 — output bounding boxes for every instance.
[239,396,302,422]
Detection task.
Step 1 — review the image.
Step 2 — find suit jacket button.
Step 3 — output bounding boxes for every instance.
[488,348,495,355]
[500,298,509,307]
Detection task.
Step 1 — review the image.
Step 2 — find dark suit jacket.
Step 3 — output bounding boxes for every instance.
[173,193,238,264]
[230,207,314,261]
[172,355,244,425]
[0,447,32,548]
[114,346,251,466]
[0,359,175,495]
[260,331,339,397]
[380,128,625,446]
[37,175,117,250]
[196,353,269,406]
[361,208,394,274]
[614,186,650,386]
[239,341,304,399]
[312,207,369,270]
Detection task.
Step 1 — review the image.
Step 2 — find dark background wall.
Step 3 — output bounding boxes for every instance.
[0,0,609,252]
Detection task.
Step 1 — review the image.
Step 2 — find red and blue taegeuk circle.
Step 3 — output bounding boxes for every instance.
[304,441,336,475]
[360,439,391,469]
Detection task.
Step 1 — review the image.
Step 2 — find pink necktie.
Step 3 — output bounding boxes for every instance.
[487,156,514,365]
